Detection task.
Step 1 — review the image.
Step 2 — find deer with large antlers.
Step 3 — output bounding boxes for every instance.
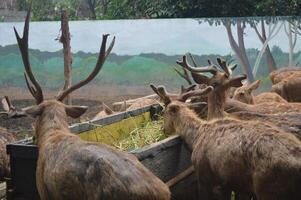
[176,55,245,120]
[151,73,301,199]
[179,55,301,139]
[16,9,170,200]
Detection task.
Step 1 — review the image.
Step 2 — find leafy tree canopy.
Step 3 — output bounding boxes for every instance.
[16,0,301,21]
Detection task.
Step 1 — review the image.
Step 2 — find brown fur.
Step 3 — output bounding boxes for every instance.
[271,76,301,102]
[0,127,16,180]
[232,80,287,105]
[127,99,158,110]
[269,68,301,102]
[226,98,301,115]
[92,103,115,120]
[253,92,287,104]
[233,80,260,104]
[163,101,301,200]
[269,67,301,84]
[28,100,170,200]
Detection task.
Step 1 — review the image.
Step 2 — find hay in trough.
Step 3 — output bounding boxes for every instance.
[112,119,166,151]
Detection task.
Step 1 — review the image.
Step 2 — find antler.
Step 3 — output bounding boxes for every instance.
[56,34,115,101]
[216,57,237,76]
[178,86,213,102]
[150,84,213,105]
[176,55,217,75]
[150,84,171,105]
[14,8,44,104]
[174,67,193,85]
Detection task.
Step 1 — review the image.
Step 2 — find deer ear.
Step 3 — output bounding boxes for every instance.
[1,97,9,112]
[65,105,88,118]
[22,105,43,118]
[228,75,247,88]
[191,73,209,84]
[248,80,261,91]
[102,103,114,115]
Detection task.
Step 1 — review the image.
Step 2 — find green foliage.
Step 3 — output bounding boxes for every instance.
[16,0,301,21]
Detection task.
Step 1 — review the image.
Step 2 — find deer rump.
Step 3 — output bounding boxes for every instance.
[191,117,301,199]
[39,136,168,200]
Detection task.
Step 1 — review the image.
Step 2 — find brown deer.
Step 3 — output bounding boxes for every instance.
[176,55,246,120]
[151,83,301,200]
[269,67,301,102]
[0,127,16,181]
[233,80,261,104]
[271,76,301,102]
[16,9,170,200]
[233,80,288,104]
[0,96,23,180]
[177,55,301,139]
[269,67,301,84]
[92,102,115,120]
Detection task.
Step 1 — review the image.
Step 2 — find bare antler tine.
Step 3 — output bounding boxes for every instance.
[176,55,217,75]
[56,35,115,101]
[174,67,193,85]
[179,86,213,102]
[14,8,44,104]
[216,57,230,76]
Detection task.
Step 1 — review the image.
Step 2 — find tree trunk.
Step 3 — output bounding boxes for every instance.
[265,45,277,72]
[224,21,254,83]
[87,0,97,20]
[288,23,293,67]
[60,10,72,105]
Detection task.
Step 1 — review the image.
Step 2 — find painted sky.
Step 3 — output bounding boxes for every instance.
[0,18,300,55]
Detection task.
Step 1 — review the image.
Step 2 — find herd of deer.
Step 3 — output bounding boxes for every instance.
[0,8,300,200]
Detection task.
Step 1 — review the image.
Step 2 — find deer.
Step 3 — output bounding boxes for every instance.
[91,102,115,120]
[0,96,24,180]
[268,67,301,102]
[233,80,288,104]
[269,67,301,84]
[15,9,170,200]
[230,80,301,117]
[179,55,301,138]
[0,127,16,181]
[151,81,301,200]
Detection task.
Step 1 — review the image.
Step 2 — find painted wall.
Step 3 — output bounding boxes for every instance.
[0,18,300,94]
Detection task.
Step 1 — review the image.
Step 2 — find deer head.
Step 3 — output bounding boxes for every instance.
[150,84,213,135]
[176,55,246,120]
[15,9,115,126]
[233,80,261,104]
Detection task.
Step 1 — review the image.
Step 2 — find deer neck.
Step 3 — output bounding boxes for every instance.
[35,106,70,147]
[207,90,227,120]
[173,108,205,150]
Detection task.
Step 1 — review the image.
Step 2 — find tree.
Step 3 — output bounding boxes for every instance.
[58,10,72,104]
[284,20,301,67]
[251,19,277,73]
